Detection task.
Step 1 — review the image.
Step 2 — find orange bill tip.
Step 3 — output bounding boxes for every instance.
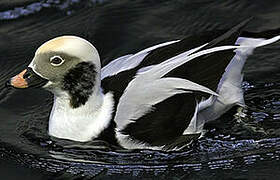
[10,69,28,88]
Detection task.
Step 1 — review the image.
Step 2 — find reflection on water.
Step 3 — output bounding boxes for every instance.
[0,0,280,179]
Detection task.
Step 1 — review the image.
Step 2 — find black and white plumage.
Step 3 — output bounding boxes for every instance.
[8,20,280,150]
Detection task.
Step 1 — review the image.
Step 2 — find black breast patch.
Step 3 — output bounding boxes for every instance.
[62,62,97,108]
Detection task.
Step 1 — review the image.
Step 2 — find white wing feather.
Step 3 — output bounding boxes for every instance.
[101,40,179,79]
[101,55,133,79]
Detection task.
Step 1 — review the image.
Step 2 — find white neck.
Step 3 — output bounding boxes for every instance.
[48,88,114,142]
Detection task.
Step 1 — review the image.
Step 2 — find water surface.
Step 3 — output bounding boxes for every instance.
[1,0,280,179]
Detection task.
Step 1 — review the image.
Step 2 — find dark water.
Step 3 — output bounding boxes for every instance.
[1,0,280,179]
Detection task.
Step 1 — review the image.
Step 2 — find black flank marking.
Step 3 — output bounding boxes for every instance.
[63,62,96,108]
[121,93,196,146]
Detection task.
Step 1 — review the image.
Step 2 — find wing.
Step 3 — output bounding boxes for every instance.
[113,43,242,148]
[113,46,240,148]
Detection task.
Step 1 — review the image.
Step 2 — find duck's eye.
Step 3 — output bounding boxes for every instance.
[50,56,64,66]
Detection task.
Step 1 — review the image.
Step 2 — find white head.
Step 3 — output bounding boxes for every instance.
[9,36,102,108]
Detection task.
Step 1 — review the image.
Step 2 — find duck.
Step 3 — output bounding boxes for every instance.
[7,19,280,151]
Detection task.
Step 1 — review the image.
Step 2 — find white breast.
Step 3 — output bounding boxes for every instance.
[48,91,114,142]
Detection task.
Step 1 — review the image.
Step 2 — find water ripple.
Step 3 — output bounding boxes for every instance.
[0,0,107,20]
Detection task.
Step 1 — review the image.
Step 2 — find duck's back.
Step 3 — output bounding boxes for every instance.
[100,19,274,150]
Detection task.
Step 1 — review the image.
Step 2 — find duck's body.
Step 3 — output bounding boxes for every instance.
[9,20,280,150]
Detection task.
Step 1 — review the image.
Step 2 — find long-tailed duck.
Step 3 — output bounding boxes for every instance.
[7,20,280,150]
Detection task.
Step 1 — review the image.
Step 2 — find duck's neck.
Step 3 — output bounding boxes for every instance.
[48,88,114,142]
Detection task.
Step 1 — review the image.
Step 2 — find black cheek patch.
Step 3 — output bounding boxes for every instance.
[62,62,97,108]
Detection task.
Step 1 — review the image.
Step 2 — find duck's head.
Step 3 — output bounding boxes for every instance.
[8,36,101,108]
